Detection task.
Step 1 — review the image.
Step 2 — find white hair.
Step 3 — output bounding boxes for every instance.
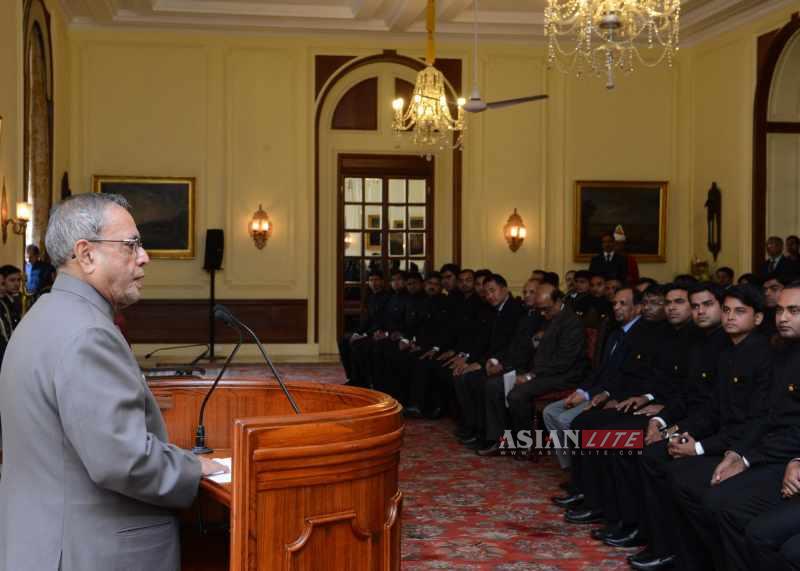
[45,193,131,268]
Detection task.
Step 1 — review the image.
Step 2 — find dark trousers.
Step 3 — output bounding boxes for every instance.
[707,462,787,571]
[570,407,635,516]
[338,334,356,379]
[669,454,726,571]
[638,439,683,558]
[453,369,487,436]
[484,374,577,442]
[604,414,650,527]
[748,496,800,571]
[370,338,395,395]
[348,337,372,387]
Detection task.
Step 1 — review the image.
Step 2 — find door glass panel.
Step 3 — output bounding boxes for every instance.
[363,257,384,276]
[365,205,382,229]
[344,232,361,257]
[364,231,382,255]
[408,179,426,203]
[389,206,406,230]
[766,133,800,239]
[388,179,406,203]
[408,206,426,230]
[344,284,362,301]
[365,178,382,203]
[344,204,362,230]
[408,232,425,257]
[344,177,363,202]
[388,232,406,257]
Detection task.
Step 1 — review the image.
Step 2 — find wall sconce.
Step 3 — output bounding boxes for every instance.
[503,208,526,252]
[1,179,32,244]
[249,204,272,249]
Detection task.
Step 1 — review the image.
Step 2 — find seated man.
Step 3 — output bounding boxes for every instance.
[452,273,524,445]
[631,284,728,569]
[693,284,800,571]
[545,288,652,480]
[0,265,23,327]
[641,284,666,323]
[566,269,592,314]
[370,270,408,394]
[480,284,586,456]
[761,273,785,338]
[339,271,390,387]
[663,285,773,571]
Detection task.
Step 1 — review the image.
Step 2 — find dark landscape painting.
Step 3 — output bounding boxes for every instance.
[575,181,668,263]
[93,176,195,259]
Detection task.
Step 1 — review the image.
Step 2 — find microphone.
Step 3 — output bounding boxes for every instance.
[191,308,244,454]
[144,343,208,359]
[213,304,301,415]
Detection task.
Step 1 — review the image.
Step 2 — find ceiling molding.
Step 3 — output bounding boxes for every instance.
[60,0,797,47]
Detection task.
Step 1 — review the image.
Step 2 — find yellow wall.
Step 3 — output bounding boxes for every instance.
[683,7,800,274]
[0,0,70,266]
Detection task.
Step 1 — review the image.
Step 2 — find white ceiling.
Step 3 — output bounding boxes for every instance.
[59,0,796,44]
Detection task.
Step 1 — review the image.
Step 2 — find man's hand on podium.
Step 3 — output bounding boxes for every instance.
[199,456,229,477]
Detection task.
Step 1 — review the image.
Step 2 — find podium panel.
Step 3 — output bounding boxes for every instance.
[149,378,404,571]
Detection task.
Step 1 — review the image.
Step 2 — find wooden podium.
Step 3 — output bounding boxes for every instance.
[148,377,404,571]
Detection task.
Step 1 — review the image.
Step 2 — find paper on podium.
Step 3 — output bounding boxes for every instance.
[503,370,516,408]
[204,457,232,484]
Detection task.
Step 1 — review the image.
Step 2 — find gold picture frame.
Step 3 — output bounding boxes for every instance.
[574,180,668,263]
[92,175,195,259]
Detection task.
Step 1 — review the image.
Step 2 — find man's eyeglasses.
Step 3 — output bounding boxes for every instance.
[71,237,144,259]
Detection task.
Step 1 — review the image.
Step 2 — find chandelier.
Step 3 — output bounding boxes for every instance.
[392,0,466,153]
[544,0,681,89]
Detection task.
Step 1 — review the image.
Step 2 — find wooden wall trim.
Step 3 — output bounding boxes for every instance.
[122,299,308,344]
[752,13,800,272]
[314,50,463,343]
[332,77,378,130]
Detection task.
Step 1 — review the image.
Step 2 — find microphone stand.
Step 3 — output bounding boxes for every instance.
[192,321,243,454]
[217,305,301,415]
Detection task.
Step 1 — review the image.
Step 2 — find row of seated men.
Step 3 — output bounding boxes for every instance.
[339,262,800,571]
[549,279,800,571]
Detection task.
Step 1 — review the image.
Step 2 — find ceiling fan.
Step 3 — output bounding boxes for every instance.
[462,0,549,114]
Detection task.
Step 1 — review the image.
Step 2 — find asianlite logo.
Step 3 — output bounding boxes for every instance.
[499,429,644,457]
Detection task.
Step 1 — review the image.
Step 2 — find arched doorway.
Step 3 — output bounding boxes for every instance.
[753,13,800,270]
[23,0,54,256]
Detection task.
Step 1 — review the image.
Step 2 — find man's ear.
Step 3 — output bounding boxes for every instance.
[72,240,96,274]
[754,311,764,327]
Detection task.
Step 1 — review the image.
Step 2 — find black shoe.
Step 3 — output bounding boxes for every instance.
[590,522,622,541]
[628,549,653,564]
[464,439,485,450]
[426,407,443,420]
[552,493,584,508]
[477,443,501,456]
[454,428,472,439]
[603,527,647,548]
[565,508,604,524]
[403,406,423,418]
[630,554,675,570]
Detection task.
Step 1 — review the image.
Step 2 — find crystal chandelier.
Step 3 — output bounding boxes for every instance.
[544,0,681,89]
[392,0,466,153]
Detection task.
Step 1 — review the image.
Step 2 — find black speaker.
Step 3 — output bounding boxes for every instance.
[203,229,224,271]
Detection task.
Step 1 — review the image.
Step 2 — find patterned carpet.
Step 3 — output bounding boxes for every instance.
[257,363,634,569]
[400,418,634,570]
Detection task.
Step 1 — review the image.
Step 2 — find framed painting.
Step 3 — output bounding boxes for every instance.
[92,175,195,259]
[574,181,668,263]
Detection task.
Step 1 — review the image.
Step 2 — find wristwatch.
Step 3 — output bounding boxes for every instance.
[524,373,533,382]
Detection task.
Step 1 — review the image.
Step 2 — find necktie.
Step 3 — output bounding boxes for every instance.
[770,259,777,272]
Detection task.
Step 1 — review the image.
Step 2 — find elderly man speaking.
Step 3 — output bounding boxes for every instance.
[0,193,224,571]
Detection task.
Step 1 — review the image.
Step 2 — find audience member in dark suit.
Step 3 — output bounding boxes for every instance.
[371,270,408,394]
[340,272,390,387]
[630,283,729,569]
[453,273,524,446]
[578,273,613,328]
[558,288,662,524]
[565,270,591,314]
[786,235,800,262]
[588,232,628,283]
[698,284,800,571]
[0,265,23,328]
[664,285,772,571]
[641,285,666,323]
[761,274,785,339]
[480,284,587,456]
[761,236,800,280]
[716,266,735,289]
